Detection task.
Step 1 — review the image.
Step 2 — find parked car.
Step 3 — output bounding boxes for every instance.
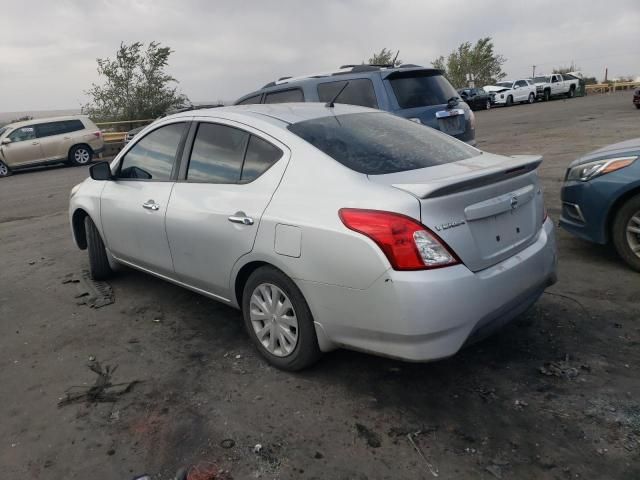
[69,103,557,370]
[457,87,493,110]
[532,73,580,101]
[633,88,640,109]
[559,138,640,271]
[0,116,103,177]
[124,104,223,144]
[484,79,537,106]
[235,64,476,145]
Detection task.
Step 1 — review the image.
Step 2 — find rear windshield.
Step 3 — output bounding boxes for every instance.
[389,72,459,109]
[533,76,550,83]
[287,112,477,175]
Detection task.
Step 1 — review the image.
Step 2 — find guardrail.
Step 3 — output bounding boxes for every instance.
[95,119,154,143]
[585,81,640,94]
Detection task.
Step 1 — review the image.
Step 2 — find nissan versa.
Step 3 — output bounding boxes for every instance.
[69,103,557,370]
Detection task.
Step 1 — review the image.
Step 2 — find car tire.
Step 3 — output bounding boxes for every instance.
[242,266,321,371]
[69,145,93,166]
[567,87,575,98]
[528,93,535,104]
[612,194,640,272]
[544,89,551,101]
[506,95,513,106]
[635,104,640,110]
[85,216,113,280]
[485,99,491,110]
[0,160,11,177]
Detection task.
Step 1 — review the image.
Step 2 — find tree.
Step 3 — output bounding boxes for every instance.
[432,37,506,89]
[368,48,402,66]
[83,42,189,122]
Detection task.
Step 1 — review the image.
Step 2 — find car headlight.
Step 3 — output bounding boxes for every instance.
[566,156,637,182]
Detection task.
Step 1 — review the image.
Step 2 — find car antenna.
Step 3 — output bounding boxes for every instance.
[325,81,350,108]
[392,50,400,67]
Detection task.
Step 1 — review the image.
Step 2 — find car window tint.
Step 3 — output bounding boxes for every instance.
[317,79,379,108]
[119,123,185,180]
[288,112,477,175]
[264,89,304,104]
[36,120,85,138]
[515,80,526,87]
[241,135,283,183]
[389,72,459,108]
[187,123,249,183]
[8,126,36,142]
[236,94,262,105]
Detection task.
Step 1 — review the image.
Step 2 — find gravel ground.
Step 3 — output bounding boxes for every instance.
[1,92,639,479]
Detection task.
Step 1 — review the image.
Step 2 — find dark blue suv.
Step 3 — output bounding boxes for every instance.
[235,65,476,145]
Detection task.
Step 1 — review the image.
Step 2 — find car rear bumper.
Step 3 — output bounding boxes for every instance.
[300,219,557,361]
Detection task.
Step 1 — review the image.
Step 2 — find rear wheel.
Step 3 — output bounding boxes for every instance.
[567,87,575,98]
[544,89,551,101]
[612,194,640,272]
[69,145,92,166]
[506,95,513,106]
[242,266,321,370]
[485,99,491,110]
[528,93,535,104]
[85,216,113,280]
[635,104,640,109]
[0,160,11,177]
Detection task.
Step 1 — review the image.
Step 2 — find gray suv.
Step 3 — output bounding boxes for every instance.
[235,64,476,145]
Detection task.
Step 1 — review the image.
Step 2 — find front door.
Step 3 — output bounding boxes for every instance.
[166,120,288,299]
[1,126,44,167]
[100,121,187,276]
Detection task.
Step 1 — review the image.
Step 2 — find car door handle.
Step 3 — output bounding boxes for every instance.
[228,213,254,225]
[142,200,160,211]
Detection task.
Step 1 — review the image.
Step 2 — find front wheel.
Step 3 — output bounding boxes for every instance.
[85,216,113,280]
[485,99,491,110]
[242,266,321,370]
[0,160,11,177]
[528,93,535,104]
[506,95,513,106]
[69,145,93,166]
[612,194,640,272]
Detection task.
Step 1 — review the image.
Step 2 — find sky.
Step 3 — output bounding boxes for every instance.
[0,0,638,112]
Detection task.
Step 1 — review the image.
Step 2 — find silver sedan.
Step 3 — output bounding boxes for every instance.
[69,103,557,370]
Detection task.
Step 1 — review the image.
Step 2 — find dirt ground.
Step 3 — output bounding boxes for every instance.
[1,92,639,480]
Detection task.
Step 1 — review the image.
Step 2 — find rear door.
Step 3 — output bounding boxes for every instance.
[35,120,81,160]
[165,120,289,299]
[1,126,44,166]
[100,121,188,275]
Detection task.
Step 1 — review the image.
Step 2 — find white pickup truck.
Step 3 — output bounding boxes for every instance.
[532,73,580,101]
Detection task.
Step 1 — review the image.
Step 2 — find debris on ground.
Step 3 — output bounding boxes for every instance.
[355,422,381,448]
[539,355,588,380]
[220,438,235,449]
[407,431,439,477]
[514,399,529,410]
[180,462,232,480]
[57,360,140,407]
[253,443,262,453]
[66,270,114,308]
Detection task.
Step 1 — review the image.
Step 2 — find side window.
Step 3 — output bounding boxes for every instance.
[515,80,527,88]
[317,79,379,108]
[8,126,36,143]
[63,119,85,132]
[241,135,283,183]
[264,89,304,104]
[186,123,249,183]
[118,123,185,180]
[236,94,262,105]
[552,75,559,83]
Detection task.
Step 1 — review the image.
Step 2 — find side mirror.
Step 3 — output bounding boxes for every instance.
[1,137,12,145]
[90,161,112,181]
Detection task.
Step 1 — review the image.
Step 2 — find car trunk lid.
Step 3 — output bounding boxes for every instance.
[368,153,545,272]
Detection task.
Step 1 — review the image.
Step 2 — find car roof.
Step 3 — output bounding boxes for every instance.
[168,102,378,126]
[4,115,90,129]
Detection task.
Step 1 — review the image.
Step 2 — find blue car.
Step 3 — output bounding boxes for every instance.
[559,138,640,271]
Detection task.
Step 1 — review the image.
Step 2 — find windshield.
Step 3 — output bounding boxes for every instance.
[533,76,550,83]
[0,127,8,137]
[495,82,513,88]
[388,72,459,109]
[287,112,477,175]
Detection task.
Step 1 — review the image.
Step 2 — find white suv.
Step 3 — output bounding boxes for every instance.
[484,79,537,106]
[0,115,104,177]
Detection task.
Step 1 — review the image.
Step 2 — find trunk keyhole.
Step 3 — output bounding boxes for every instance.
[496,235,501,242]
[516,227,520,234]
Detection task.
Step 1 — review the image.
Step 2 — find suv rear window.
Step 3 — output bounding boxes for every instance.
[388,71,459,109]
[264,89,304,104]
[288,112,477,175]
[317,79,378,108]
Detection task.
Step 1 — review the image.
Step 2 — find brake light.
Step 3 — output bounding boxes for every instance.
[94,131,102,138]
[339,209,459,270]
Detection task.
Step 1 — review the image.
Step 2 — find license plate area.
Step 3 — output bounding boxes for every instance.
[436,108,465,135]
[471,207,536,259]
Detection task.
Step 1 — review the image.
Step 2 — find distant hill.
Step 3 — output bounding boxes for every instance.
[0,109,80,125]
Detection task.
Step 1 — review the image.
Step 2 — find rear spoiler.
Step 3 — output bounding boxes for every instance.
[391,155,543,199]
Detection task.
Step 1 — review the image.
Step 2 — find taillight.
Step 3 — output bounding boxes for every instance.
[94,131,102,138]
[338,208,459,270]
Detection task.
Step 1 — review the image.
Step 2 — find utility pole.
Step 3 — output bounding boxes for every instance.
[532,65,536,78]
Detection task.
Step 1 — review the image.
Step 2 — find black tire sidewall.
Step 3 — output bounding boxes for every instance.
[84,216,113,280]
[506,96,513,106]
[242,266,321,370]
[612,195,640,272]
[529,93,535,103]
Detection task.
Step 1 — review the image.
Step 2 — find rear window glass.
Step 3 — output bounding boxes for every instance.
[288,112,477,175]
[36,119,85,137]
[236,94,262,105]
[317,79,378,108]
[264,89,304,104]
[389,72,459,109]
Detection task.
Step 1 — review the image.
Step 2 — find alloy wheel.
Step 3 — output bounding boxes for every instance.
[486,99,491,110]
[0,162,8,176]
[626,211,640,259]
[75,148,91,164]
[249,283,299,357]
